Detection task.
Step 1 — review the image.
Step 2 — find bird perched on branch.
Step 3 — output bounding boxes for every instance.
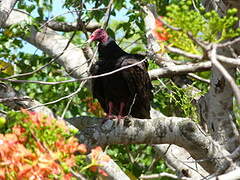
[88,29,153,119]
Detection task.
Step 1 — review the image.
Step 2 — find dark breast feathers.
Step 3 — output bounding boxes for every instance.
[90,39,153,119]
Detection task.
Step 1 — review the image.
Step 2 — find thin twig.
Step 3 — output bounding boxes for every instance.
[8,57,57,79]
[8,25,78,79]
[1,57,148,85]
[0,96,31,102]
[70,169,87,180]
[187,73,210,84]
[140,172,189,180]
[27,80,87,110]
[227,45,238,59]
[217,36,240,47]
[61,97,73,119]
[102,0,114,29]
[39,8,106,30]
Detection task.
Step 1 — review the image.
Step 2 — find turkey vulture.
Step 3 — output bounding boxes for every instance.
[88,29,153,119]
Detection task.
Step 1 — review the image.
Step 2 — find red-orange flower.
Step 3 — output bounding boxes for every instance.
[152,17,170,42]
[90,146,111,176]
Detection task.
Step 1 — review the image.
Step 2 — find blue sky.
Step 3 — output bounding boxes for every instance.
[21,0,129,54]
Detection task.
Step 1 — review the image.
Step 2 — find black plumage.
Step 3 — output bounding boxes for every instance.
[89,29,153,119]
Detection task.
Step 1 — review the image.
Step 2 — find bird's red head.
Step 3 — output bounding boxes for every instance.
[88,28,109,43]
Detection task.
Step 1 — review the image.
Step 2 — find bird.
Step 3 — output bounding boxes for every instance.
[88,28,153,119]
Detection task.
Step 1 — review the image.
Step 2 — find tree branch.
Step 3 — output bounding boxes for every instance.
[68,116,235,174]
[209,44,240,104]
[0,83,55,117]
[0,0,17,26]
[149,61,211,79]
[3,10,88,79]
[46,20,100,32]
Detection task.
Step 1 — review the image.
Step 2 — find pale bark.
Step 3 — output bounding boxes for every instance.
[70,116,235,174]
[210,167,240,180]
[149,61,211,79]
[153,144,208,179]
[46,20,100,32]
[199,0,240,153]
[0,0,17,26]
[0,82,55,117]
[0,1,239,179]
[2,10,89,78]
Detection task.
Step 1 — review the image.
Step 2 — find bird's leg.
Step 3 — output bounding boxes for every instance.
[116,102,127,127]
[118,102,126,119]
[106,101,116,119]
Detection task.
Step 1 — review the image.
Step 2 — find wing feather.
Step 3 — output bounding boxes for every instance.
[90,61,107,112]
[120,56,153,118]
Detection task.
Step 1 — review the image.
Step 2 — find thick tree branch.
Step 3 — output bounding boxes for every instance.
[209,44,240,104]
[0,83,55,117]
[0,0,17,26]
[199,0,240,154]
[209,168,240,180]
[69,116,235,174]
[3,10,88,79]
[153,144,208,178]
[46,20,100,32]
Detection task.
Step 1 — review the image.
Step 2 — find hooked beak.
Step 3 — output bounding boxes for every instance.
[86,38,93,43]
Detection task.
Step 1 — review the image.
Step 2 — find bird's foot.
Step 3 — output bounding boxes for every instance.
[106,114,118,120]
[114,115,128,127]
[117,115,127,120]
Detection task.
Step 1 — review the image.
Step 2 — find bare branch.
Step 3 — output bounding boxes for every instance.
[0,96,30,103]
[0,0,17,26]
[102,0,114,29]
[209,44,240,104]
[7,30,78,79]
[166,46,240,66]
[140,172,189,180]
[27,80,87,110]
[153,144,208,178]
[1,57,148,85]
[3,10,88,79]
[165,46,203,60]
[208,168,240,180]
[46,21,100,32]
[70,116,235,174]
[187,73,210,84]
[149,61,211,79]
[0,83,55,117]
[218,37,240,47]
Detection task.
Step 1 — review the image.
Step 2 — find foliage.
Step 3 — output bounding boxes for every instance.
[107,144,172,179]
[164,1,240,53]
[1,0,240,179]
[0,110,111,179]
[152,80,202,119]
